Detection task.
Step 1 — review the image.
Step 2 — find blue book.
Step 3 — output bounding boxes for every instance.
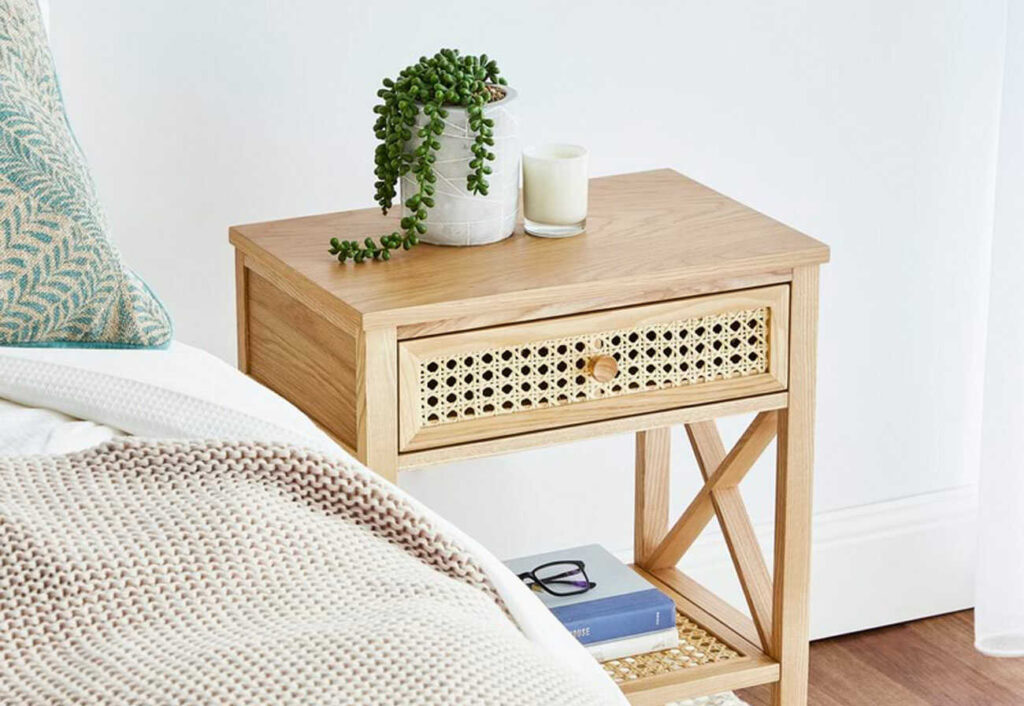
[505,544,676,645]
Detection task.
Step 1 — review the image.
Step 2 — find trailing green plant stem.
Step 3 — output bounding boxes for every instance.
[328,48,507,264]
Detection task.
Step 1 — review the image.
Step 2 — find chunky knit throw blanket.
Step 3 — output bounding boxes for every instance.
[0,440,617,705]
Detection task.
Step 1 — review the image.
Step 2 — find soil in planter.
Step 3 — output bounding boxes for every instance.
[483,84,507,103]
[436,84,505,107]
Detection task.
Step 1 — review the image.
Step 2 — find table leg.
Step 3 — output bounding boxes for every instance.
[357,327,399,483]
[770,266,819,705]
[634,428,671,567]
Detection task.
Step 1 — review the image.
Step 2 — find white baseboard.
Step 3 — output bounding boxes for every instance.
[616,485,978,639]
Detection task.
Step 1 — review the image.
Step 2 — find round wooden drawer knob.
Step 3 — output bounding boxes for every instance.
[586,354,619,383]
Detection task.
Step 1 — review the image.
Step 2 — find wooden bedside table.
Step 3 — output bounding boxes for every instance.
[229,169,829,705]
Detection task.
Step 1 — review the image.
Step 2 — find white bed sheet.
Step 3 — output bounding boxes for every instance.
[0,398,122,454]
[0,342,626,704]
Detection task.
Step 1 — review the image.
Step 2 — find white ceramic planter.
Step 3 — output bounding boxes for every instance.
[401,87,519,246]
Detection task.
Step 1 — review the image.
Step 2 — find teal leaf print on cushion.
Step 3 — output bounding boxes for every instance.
[0,0,172,348]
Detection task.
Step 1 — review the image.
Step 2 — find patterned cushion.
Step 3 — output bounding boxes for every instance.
[0,0,172,348]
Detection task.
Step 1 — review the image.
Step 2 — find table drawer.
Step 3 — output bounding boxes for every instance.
[398,285,789,451]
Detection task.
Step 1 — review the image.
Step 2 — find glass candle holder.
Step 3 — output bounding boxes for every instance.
[522,144,588,238]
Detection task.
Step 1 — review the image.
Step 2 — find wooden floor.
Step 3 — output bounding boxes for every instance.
[736,611,1024,705]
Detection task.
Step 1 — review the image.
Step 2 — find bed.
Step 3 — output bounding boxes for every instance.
[0,342,627,704]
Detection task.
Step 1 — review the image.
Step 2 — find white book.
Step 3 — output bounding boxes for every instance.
[586,627,680,662]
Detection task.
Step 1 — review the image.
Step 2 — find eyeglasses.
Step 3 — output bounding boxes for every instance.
[517,560,596,597]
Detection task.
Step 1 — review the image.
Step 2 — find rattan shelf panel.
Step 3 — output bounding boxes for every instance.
[600,611,740,685]
[418,307,769,427]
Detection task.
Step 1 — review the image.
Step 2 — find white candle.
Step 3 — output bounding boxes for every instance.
[522,144,589,237]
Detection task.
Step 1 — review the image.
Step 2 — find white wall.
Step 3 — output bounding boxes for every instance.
[50,0,1007,635]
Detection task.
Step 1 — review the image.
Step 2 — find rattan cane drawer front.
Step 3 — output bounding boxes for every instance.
[398,286,789,451]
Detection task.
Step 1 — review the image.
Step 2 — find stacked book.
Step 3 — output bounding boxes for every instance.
[505,544,679,661]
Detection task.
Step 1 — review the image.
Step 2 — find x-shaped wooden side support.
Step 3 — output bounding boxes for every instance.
[639,411,779,651]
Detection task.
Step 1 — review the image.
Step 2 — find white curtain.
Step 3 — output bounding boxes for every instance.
[975,0,1024,657]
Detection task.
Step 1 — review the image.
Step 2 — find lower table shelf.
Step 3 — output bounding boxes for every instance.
[609,566,781,705]
[602,611,740,681]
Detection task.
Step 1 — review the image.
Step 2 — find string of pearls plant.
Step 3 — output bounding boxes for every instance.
[329,49,508,263]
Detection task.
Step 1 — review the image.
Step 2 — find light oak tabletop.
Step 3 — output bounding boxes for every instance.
[230,169,829,331]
